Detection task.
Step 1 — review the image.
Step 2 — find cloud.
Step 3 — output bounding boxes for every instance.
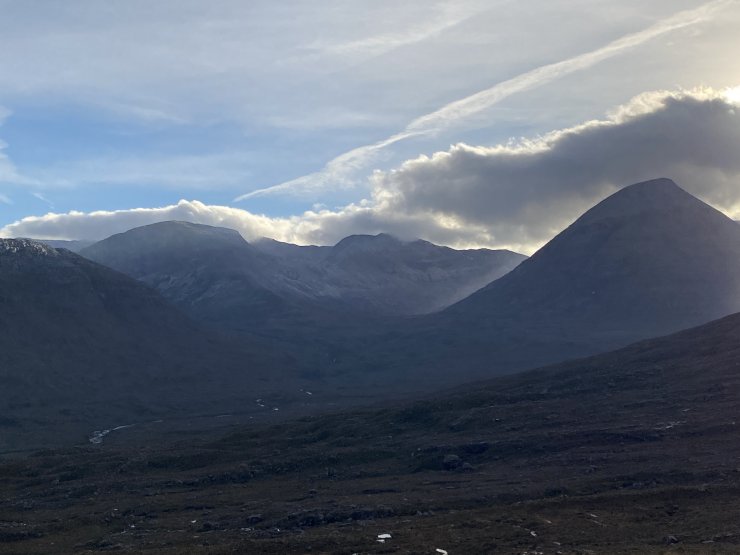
[4,88,740,254]
[0,148,21,184]
[368,87,740,250]
[31,192,53,207]
[0,0,736,208]
[100,101,190,126]
[299,1,490,62]
[0,1,496,130]
[0,197,496,248]
[236,0,733,202]
[0,108,38,187]
[0,201,294,242]
[26,152,256,190]
[0,193,12,205]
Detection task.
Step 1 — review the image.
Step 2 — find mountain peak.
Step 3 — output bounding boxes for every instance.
[333,233,403,251]
[622,176,679,191]
[82,221,248,259]
[576,178,703,226]
[607,177,690,203]
[132,220,245,241]
[447,178,740,347]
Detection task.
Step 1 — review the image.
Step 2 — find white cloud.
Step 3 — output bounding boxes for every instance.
[0,198,497,249]
[4,88,740,254]
[236,0,733,202]
[0,200,294,242]
[0,0,737,207]
[367,87,740,251]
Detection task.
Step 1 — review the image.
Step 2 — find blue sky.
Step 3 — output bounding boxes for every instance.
[1,0,740,252]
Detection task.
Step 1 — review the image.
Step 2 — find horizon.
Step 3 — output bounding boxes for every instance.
[6,176,737,256]
[1,1,740,254]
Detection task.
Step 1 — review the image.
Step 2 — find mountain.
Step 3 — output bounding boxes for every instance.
[80,221,300,333]
[446,178,740,337]
[326,234,524,314]
[356,178,740,387]
[254,233,525,315]
[77,179,740,394]
[0,239,299,452]
[5,309,740,553]
[80,223,525,330]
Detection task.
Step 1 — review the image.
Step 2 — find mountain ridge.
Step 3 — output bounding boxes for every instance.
[80,224,526,320]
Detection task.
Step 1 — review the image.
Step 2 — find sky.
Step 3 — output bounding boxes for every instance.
[1,0,740,254]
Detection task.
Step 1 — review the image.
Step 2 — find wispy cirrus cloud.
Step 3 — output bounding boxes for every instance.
[0,107,19,188]
[235,0,734,202]
[300,1,492,61]
[31,192,53,208]
[0,143,38,188]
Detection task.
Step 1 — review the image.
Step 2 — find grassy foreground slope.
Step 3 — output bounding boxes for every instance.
[3,311,740,553]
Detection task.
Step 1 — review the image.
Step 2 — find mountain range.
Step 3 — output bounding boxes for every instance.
[80,223,525,329]
[6,177,740,450]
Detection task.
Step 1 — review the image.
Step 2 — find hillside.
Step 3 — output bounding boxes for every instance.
[3,308,740,552]
[0,239,299,452]
[447,178,740,337]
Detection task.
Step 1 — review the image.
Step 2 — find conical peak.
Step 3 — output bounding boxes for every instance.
[574,178,713,227]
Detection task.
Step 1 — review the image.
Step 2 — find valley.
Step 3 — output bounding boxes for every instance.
[4,310,740,553]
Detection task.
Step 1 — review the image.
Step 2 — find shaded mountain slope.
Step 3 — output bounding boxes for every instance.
[447,177,740,336]
[0,239,298,451]
[80,221,292,330]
